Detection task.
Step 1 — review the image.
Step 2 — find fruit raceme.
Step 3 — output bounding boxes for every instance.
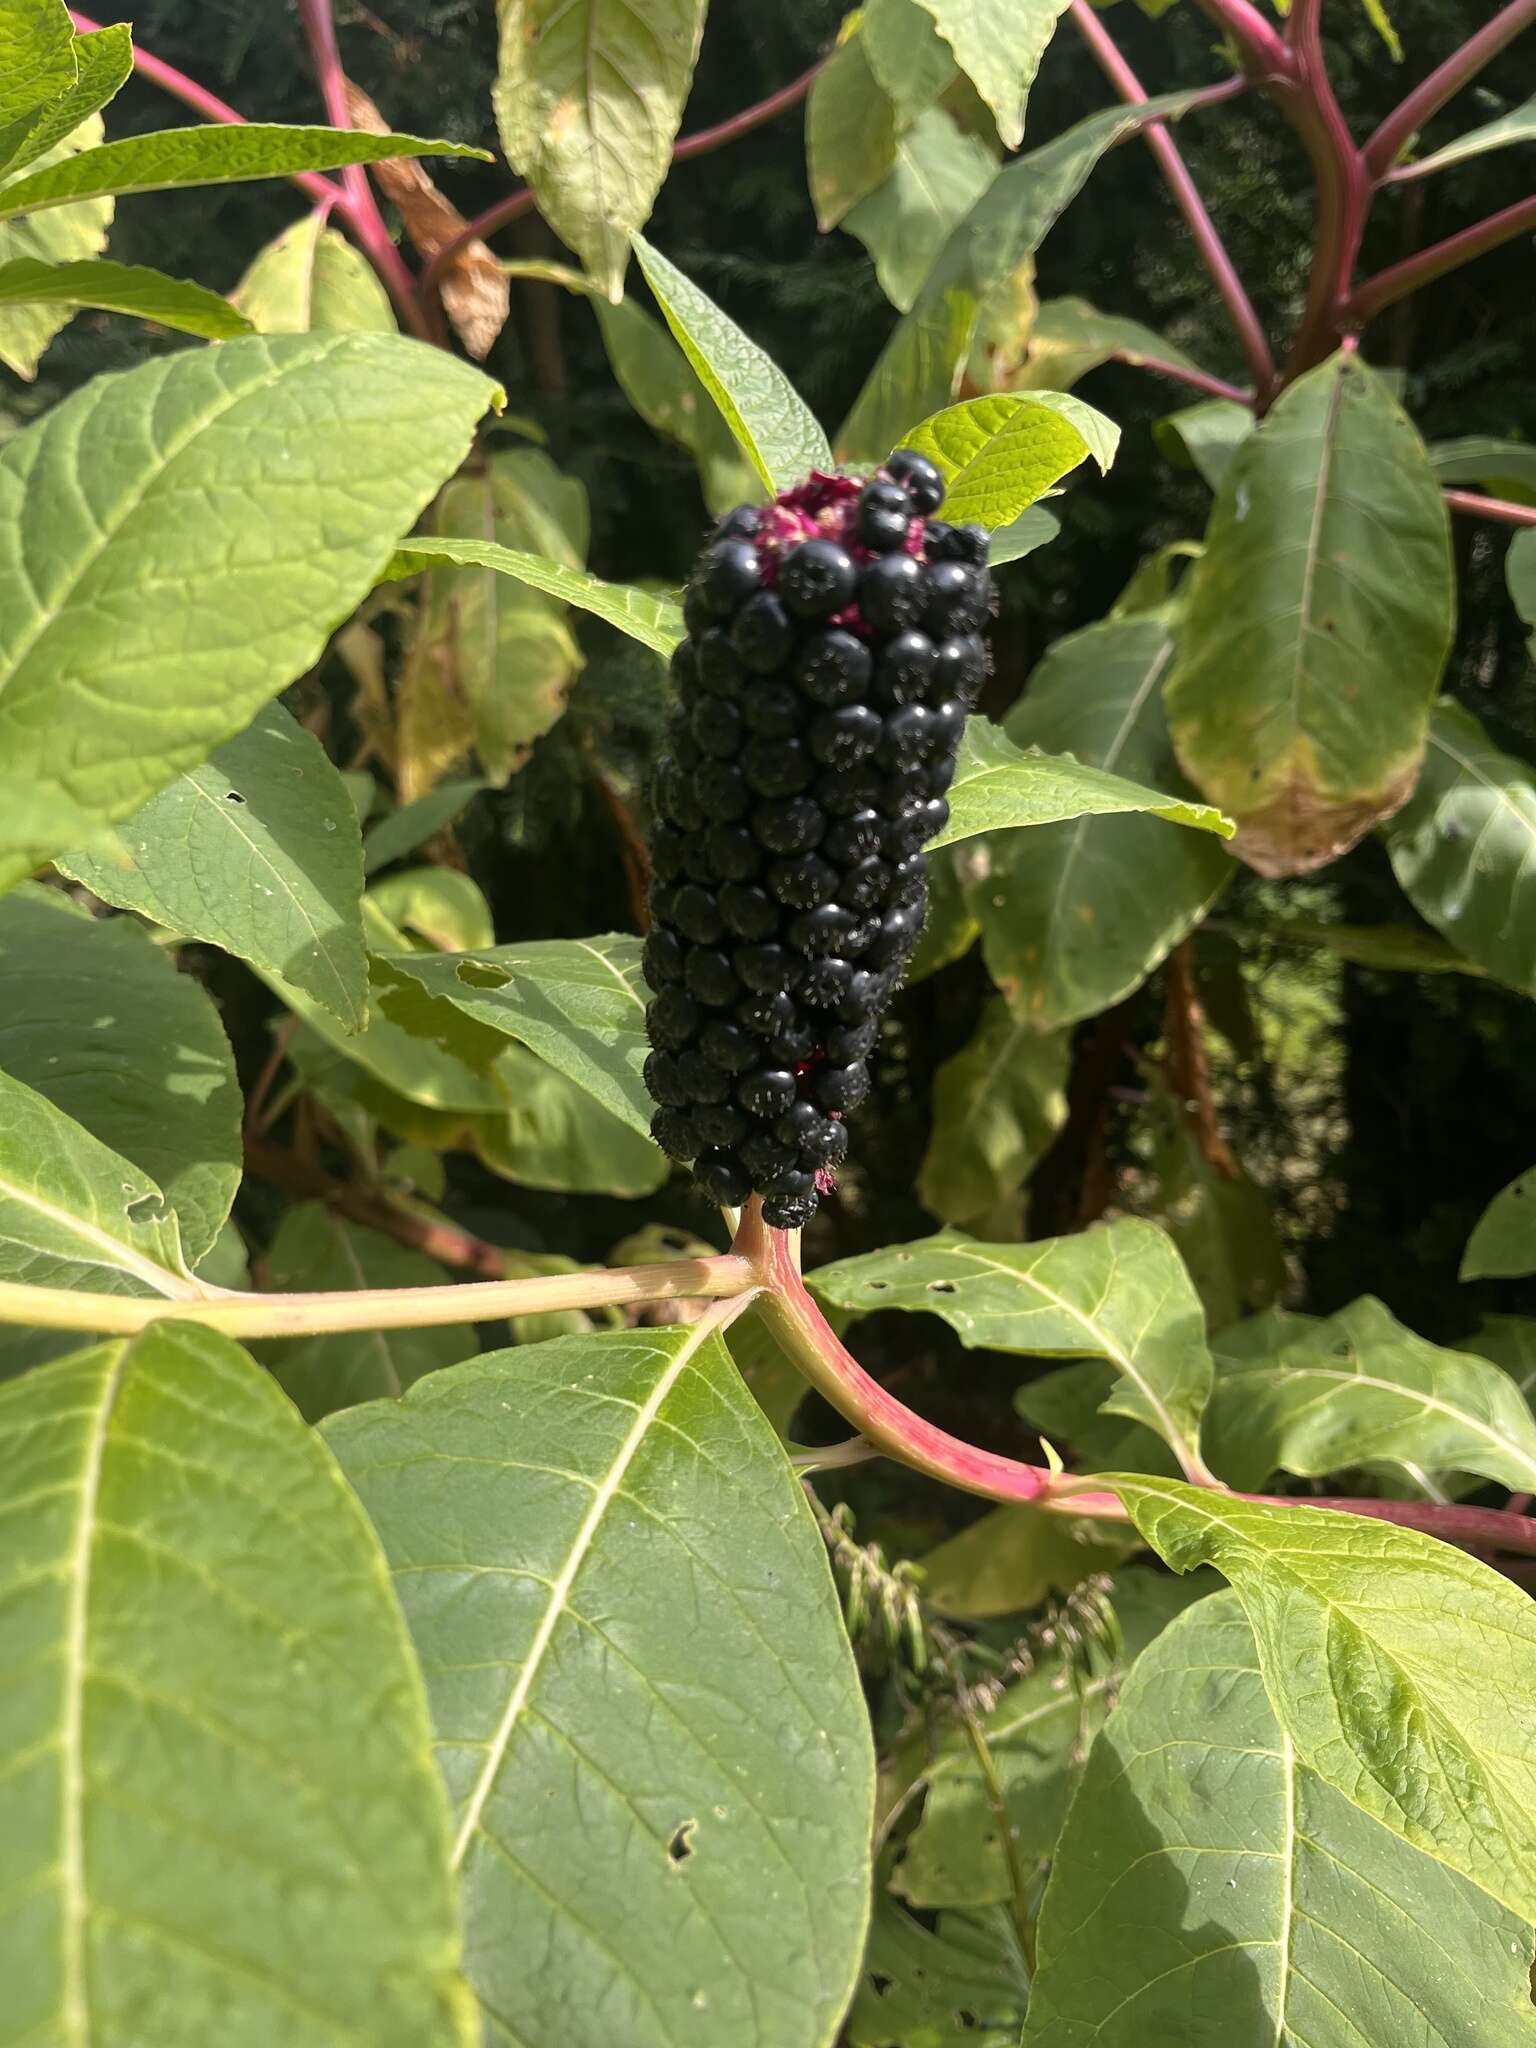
[643,453,994,1229]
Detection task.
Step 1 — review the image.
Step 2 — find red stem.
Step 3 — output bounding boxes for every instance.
[1125,355,1252,406]
[1366,0,1536,182]
[1273,0,1372,379]
[421,54,829,300]
[1180,0,1290,72]
[1443,487,1536,530]
[1068,2,1276,404]
[1350,193,1536,324]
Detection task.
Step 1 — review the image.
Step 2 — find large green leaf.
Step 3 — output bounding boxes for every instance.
[916,0,1071,148]
[1153,395,1254,487]
[230,211,397,334]
[59,702,368,1032]
[967,614,1231,1028]
[863,0,957,120]
[848,1897,1027,2048]
[1117,1477,1536,1922]
[1023,1591,1536,2047]
[0,1067,192,1296]
[0,123,489,222]
[1429,434,1536,505]
[384,534,682,658]
[362,780,487,875]
[256,1202,475,1422]
[1463,1314,1536,1402]
[915,1501,1130,1619]
[0,254,252,337]
[0,1324,474,2045]
[1461,1165,1536,1280]
[1509,528,1536,653]
[810,1221,1214,1477]
[593,291,760,512]
[1141,1082,1286,1331]
[0,21,130,182]
[493,0,707,300]
[0,888,239,1265]
[0,332,498,894]
[0,0,75,129]
[807,28,898,231]
[936,716,1234,849]
[324,1320,875,2048]
[379,934,653,1134]
[476,1042,666,1197]
[901,390,1118,527]
[1203,1293,1536,1492]
[0,113,111,379]
[1009,294,1203,392]
[631,232,832,495]
[1395,94,1536,181]
[1164,353,1454,876]
[1381,698,1536,994]
[916,1001,1068,1227]
[844,108,996,314]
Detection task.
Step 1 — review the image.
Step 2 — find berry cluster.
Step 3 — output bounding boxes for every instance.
[642,452,993,1229]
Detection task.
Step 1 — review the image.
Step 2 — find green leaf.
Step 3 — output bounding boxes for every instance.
[915,1501,1131,1619]
[0,22,131,182]
[807,28,898,231]
[0,1324,474,2044]
[384,535,683,658]
[1462,1165,1536,1280]
[1152,394,1254,487]
[1264,912,1483,977]
[0,887,240,1264]
[916,0,1071,149]
[0,0,75,128]
[230,210,397,334]
[1010,293,1204,391]
[907,842,979,981]
[256,1202,475,1421]
[848,1898,1027,2048]
[986,501,1058,565]
[1203,1293,1536,1492]
[0,332,500,895]
[1356,0,1403,59]
[965,614,1231,1029]
[379,933,654,1134]
[1395,93,1536,181]
[1463,1314,1536,1403]
[1015,1358,1179,1477]
[593,291,760,513]
[936,716,1234,850]
[476,1043,666,1197]
[58,702,369,1032]
[369,867,494,953]
[0,1066,191,1296]
[917,1000,1069,1227]
[844,108,996,314]
[362,780,487,875]
[323,1320,875,2048]
[1141,1081,1286,1330]
[0,253,253,338]
[863,0,957,121]
[631,232,833,494]
[0,122,490,222]
[0,113,112,379]
[810,1219,1214,1476]
[901,390,1118,527]
[1164,353,1455,877]
[493,0,707,300]
[1381,699,1536,994]
[1429,434,1536,506]
[1116,1477,1536,1922]
[1512,529,1536,653]
[1023,1591,1536,2048]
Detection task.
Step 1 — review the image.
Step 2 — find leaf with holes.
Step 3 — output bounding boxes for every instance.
[1023,1591,1536,2047]
[847,1895,1027,2048]
[810,1220,1214,1478]
[1462,1166,1536,1280]
[901,390,1118,528]
[323,1319,875,2048]
[0,1323,475,2043]
[59,702,368,1032]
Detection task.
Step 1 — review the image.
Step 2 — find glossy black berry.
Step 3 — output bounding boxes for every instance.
[795,628,872,707]
[670,638,700,697]
[647,986,698,1050]
[879,703,933,770]
[775,1099,824,1149]
[800,955,853,1008]
[649,822,688,882]
[694,759,750,821]
[732,592,796,674]
[708,826,762,885]
[743,735,812,798]
[763,1191,820,1230]
[740,680,803,736]
[885,448,945,515]
[860,552,927,633]
[678,1051,732,1104]
[651,1107,699,1161]
[769,853,838,909]
[766,1017,817,1065]
[713,505,765,544]
[741,1129,796,1180]
[694,1147,752,1205]
[684,947,739,1007]
[927,753,958,796]
[644,1050,689,1107]
[643,926,684,986]
[790,904,857,956]
[856,477,911,553]
[760,1164,815,1202]
[888,856,927,906]
[682,833,717,884]
[673,882,724,945]
[866,904,924,968]
[738,1068,797,1120]
[694,539,761,616]
[692,695,744,759]
[826,1014,879,1061]
[815,1061,870,1113]
[928,520,988,564]
[701,1019,758,1072]
[753,795,824,854]
[883,809,929,861]
[841,855,890,913]
[932,632,987,702]
[720,881,778,939]
[736,941,802,993]
[880,765,929,813]
[738,988,796,1038]
[801,1116,850,1169]
[918,796,950,841]
[779,539,857,619]
[694,1104,750,1150]
[823,809,883,866]
[875,630,936,707]
[697,627,745,695]
[682,583,712,637]
[809,704,882,771]
[817,764,883,817]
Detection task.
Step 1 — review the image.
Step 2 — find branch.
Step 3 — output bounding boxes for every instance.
[1118,352,1253,406]
[1443,487,1536,530]
[1366,0,1536,182]
[422,55,828,298]
[1350,193,1536,323]
[1271,0,1371,379]
[1182,0,1290,73]
[1068,3,1276,404]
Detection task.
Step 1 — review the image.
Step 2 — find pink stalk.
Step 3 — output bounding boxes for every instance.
[1272,0,1372,378]
[1068,3,1275,404]
[1368,0,1536,182]
[1443,488,1536,530]
[1121,354,1252,405]
[1351,193,1536,323]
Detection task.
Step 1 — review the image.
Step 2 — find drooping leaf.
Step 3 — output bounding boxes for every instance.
[964,614,1231,1028]
[230,210,396,333]
[0,1324,475,2044]
[0,113,111,379]
[915,0,1072,148]
[256,1202,475,1422]
[1394,93,1536,181]
[0,332,500,895]
[936,716,1234,850]
[1007,293,1205,392]
[369,867,495,953]
[59,702,369,1032]
[379,934,653,1134]
[362,780,488,875]
[901,390,1118,527]
[1116,1477,1536,1922]
[384,535,683,658]
[1203,1293,1536,1492]
[811,1220,1214,1476]
[1264,912,1482,977]
[0,21,130,183]
[0,253,252,338]
[844,107,996,314]
[1152,393,1254,486]
[475,1042,666,1197]
[593,291,760,512]
[0,122,490,222]
[1023,1591,1536,2047]
[0,887,240,1264]
[915,1501,1131,1619]
[807,27,898,231]
[986,501,1058,564]
[630,232,832,494]
[324,1320,875,2048]
[1461,1165,1536,1281]
[1508,527,1536,652]
[493,0,707,300]
[916,1001,1069,1228]
[1429,433,1536,505]
[863,0,957,122]
[1164,353,1455,876]
[1463,1314,1536,1404]
[1381,698,1536,995]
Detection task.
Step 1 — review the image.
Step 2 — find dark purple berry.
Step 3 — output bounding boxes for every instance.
[644,1050,689,1106]
[708,826,761,884]
[763,1191,820,1230]
[795,628,872,708]
[860,552,927,632]
[866,904,923,968]
[682,584,712,637]
[670,638,700,697]
[769,853,838,909]
[684,947,739,1007]
[801,1116,849,1168]
[815,1061,870,1113]
[738,1068,797,1120]
[817,764,883,817]
[712,505,765,543]
[682,833,717,883]
[720,882,778,940]
[741,1129,796,1180]
[800,955,853,1008]
[694,539,761,616]
[695,1147,752,1204]
[932,633,987,702]
[766,1017,817,1065]
[841,855,890,913]
[929,521,988,565]
[673,883,724,945]
[678,1051,732,1103]
[880,765,929,812]
[824,809,883,865]
[643,927,684,986]
[738,988,796,1037]
[875,630,936,706]
[741,680,803,736]
[885,448,945,514]
[856,477,911,553]
[928,697,967,755]
[694,759,750,820]
[927,753,958,796]
[790,904,856,956]
[879,703,933,769]
[701,1019,758,1072]
[809,703,882,771]
[647,986,698,1050]
[692,696,744,759]
[649,822,687,882]
[694,1104,750,1150]
[753,795,824,854]
[736,941,804,994]
[761,1164,816,1202]
[779,539,857,620]
[883,809,928,860]
[732,592,796,673]
[652,1107,699,1161]
[888,856,926,906]
[649,881,680,928]
[776,1100,824,1149]
[918,797,950,842]
[697,627,746,695]
[744,735,812,798]
[827,1013,879,1059]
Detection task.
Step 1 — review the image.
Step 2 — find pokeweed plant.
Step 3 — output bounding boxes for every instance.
[2,0,1536,2043]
